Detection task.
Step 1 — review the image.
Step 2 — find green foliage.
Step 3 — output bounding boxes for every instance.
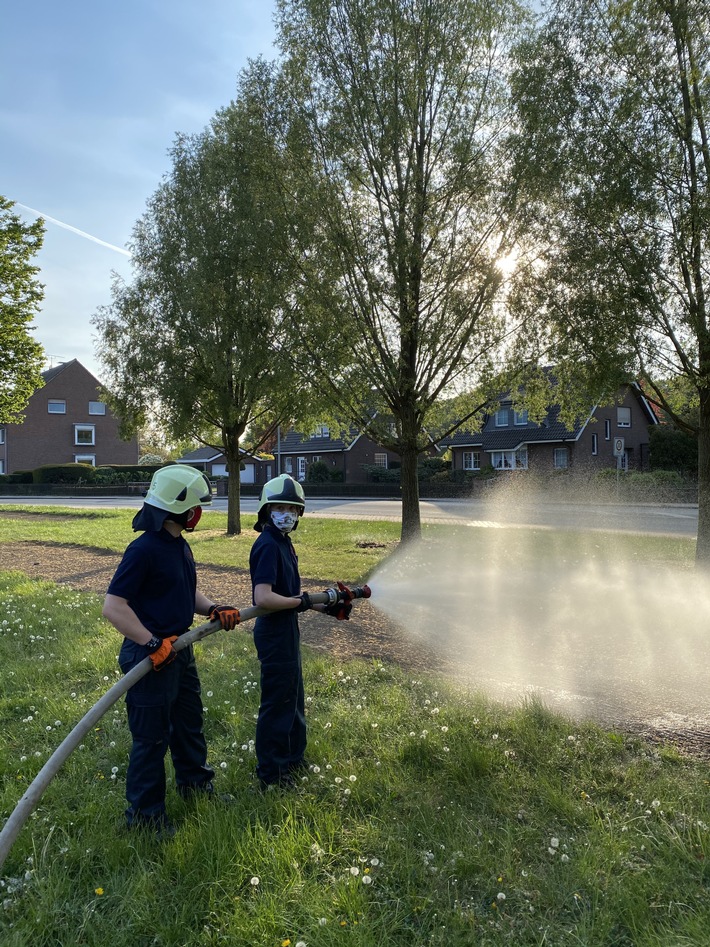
[650,425,698,474]
[1,563,709,945]
[305,459,333,483]
[32,463,97,484]
[0,196,46,424]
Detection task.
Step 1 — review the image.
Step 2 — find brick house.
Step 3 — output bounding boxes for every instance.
[176,446,273,485]
[0,359,138,474]
[441,383,658,475]
[278,424,401,484]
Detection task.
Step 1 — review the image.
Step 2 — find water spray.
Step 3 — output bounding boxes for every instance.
[0,583,371,872]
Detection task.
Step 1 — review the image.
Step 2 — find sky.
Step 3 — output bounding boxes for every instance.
[1,0,278,382]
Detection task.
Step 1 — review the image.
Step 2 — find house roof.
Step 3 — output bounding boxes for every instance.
[279,426,362,454]
[441,382,658,453]
[41,359,83,384]
[177,446,264,464]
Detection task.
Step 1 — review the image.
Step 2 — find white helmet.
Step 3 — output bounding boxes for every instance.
[145,465,212,513]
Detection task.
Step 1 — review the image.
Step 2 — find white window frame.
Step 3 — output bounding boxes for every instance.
[591,433,598,455]
[553,447,569,469]
[462,451,480,471]
[284,457,293,474]
[48,400,66,414]
[74,454,96,466]
[514,409,528,426]
[297,456,307,481]
[74,424,96,446]
[617,407,631,428]
[88,401,106,415]
[374,453,388,468]
[491,448,528,470]
[494,408,509,427]
[311,425,330,439]
[0,428,4,445]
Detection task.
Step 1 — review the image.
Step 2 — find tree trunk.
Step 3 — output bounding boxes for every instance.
[226,449,242,536]
[399,445,421,543]
[696,390,710,566]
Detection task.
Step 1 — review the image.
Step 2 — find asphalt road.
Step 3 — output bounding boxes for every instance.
[0,493,699,537]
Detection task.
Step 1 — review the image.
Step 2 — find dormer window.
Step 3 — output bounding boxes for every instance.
[494,408,508,427]
[311,425,330,439]
[514,409,528,425]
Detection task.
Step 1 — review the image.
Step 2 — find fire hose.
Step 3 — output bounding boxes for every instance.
[0,584,371,872]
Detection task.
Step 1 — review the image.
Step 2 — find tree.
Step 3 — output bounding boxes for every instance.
[512,0,710,561]
[272,0,533,541]
[93,66,310,534]
[0,196,45,423]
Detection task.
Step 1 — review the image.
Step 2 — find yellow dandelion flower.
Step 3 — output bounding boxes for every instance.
[95,887,104,896]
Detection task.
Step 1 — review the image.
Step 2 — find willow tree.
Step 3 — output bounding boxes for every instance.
[0,197,45,423]
[93,65,308,535]
[512,0,710,561]
[272,0,532,541]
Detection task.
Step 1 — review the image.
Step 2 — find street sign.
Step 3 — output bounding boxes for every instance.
[613,437,625,457]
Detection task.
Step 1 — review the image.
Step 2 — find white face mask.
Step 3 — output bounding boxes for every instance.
[271,510,298,533]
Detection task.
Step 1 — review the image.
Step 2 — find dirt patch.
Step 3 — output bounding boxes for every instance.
[0,539,441,673]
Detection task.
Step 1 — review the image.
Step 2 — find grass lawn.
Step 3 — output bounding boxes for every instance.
[0,507,708,946]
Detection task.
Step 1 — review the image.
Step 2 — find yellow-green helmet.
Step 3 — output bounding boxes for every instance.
[145,465,212,513]
[255,474,305,532]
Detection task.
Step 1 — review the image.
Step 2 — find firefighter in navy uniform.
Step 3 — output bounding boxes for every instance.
[103,465,239,835]
[249,474,353,788]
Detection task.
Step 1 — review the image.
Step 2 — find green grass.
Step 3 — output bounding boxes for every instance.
[0,509,708,945]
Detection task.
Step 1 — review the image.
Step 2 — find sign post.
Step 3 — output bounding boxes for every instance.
[613,437,625,493]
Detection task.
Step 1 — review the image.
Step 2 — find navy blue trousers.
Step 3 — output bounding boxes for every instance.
[253,615,306,784]
[119,640,214,823]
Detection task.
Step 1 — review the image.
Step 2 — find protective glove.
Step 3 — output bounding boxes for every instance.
[146,635,179,671]
[296,592,313,612]
[324,582,354,621]
[209,604,241,630]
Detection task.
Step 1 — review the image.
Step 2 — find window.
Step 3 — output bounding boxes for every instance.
[463,451,480,471]
[494,408,509,427]
[0,428,4,445]
[374,453,388,468]
[74,424,95,446]
[0,460,4,475]
[553,447,569,469]
[591,433,598,455]
[491,448,528,470]
[48,400,66,414]
[211,464,227,477]
[514,409,528,425]
[311,425,330,439]
[285,457,293,474]
[74,455,96,466]
[297,457,306,481]
[605,419,611,440]
[617,407,631,428]
[88,401,106,415]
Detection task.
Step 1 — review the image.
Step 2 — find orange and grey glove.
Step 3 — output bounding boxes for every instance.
[208,604,241,630]
[145,634,178,671]
[324,581,353,621]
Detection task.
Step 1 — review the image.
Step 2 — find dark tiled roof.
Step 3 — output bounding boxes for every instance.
[440,403,586,452]
[279,426,361,453]
[41,359,79,383]
[178,447,224,463]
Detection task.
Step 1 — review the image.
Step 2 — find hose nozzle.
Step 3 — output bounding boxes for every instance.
[323,584,372,604]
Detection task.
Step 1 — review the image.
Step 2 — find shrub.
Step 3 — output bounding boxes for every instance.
[306,460,333,483]
[33,463,97,484]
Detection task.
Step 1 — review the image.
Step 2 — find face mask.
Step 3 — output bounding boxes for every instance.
[171,506,202,531]
[271,510,298,533]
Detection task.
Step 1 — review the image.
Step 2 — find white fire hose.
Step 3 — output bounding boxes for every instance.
[0,586,370,872]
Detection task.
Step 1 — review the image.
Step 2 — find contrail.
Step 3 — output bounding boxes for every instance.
[16,202,131,257]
